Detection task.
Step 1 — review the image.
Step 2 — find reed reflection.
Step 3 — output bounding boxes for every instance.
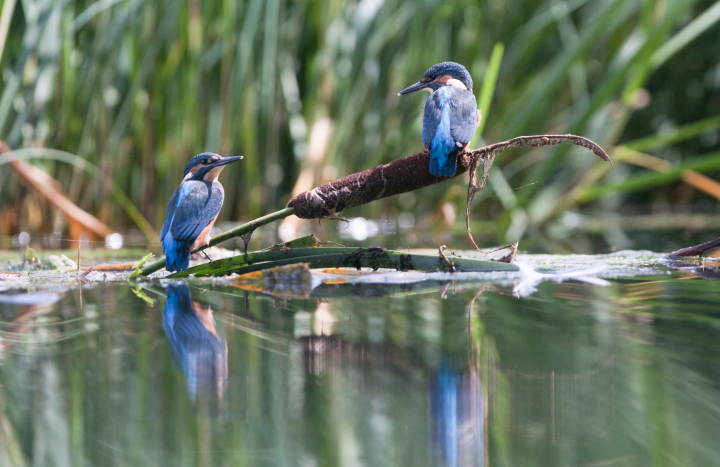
[295,305,487,467]
[162,283,228,400]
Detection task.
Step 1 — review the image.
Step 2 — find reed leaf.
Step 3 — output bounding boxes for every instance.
[170,246,517,278]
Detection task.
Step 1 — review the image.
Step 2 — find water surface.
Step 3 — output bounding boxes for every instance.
[1,255,719,467]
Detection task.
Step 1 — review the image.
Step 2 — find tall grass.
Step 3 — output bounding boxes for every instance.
[0,0,719,252]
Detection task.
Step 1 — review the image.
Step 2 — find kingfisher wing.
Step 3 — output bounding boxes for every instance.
[160,189,180,240]
[449,89,478,145]
[422,87,478,147]
[422,93,443,148]
[168,181,225,242]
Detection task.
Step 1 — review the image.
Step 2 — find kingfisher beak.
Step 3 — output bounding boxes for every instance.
[209,155,243,169]
[194,156,243,180]
[398,81,429,96]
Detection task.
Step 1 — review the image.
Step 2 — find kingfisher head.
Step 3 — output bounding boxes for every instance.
[398,61,473,96]
[183,152,243,182]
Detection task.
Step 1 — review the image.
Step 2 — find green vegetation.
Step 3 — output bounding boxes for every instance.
[0,0,719,254]
[169,246,516,277]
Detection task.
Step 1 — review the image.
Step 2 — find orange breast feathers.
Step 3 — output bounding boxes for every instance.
[192,214,220,250]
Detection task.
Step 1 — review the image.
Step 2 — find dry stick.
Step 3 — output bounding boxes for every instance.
[141,134,610,276]
[289,134,611,251]
[667,236,720,258]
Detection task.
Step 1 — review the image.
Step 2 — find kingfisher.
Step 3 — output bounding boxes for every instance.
[161,152,242,272]
[399,62,480,177]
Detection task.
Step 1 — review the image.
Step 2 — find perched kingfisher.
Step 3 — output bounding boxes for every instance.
[161,153,242,272]
[399,62,480,177]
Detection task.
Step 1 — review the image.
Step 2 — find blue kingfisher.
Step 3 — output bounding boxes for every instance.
[399,62,480,177]
[161,153,242,272]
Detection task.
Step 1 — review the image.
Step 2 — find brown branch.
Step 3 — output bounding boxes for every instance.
[288,135,612,240]
[287,150,475,218]
[668,237,720,258]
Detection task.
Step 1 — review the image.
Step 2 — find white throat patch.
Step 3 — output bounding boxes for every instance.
[203,166,224,182]
[446,78,468,90]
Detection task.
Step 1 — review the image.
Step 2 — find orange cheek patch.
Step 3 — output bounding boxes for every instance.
[183,166,201,181]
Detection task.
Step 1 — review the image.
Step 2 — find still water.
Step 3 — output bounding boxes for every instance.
[1,259,720,466]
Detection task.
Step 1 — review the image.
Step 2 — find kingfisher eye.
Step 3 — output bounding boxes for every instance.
[202,158,208,164]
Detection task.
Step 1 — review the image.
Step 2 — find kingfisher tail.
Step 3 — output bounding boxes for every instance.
[163,232,190,272]
[429,147,459,177]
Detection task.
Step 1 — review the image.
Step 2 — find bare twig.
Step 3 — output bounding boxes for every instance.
[324,215,350,224]
[240,230,254,255]
[438,245,457,272]
[465,152,495,252]
[79,266,94,282]
[463,135,611,253]
[668,237,720,258]
[495,242,518,263]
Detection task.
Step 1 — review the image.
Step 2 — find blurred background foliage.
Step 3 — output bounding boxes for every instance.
[0,0,719,253]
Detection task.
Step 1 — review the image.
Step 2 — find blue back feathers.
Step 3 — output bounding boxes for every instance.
[428,88,458,177]
[422,86,478,177]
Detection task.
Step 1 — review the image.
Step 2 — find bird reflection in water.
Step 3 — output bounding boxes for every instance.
[162,283,228,401]
[429,362,485,467]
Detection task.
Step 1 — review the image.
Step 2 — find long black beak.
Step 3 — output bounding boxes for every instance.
[193,156,243,180]
[209,155,243,168]
[398,81,429,96]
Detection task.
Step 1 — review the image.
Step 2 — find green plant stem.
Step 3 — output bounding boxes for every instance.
[475,42,504,139]
[0,0,17,64]
[139,207,296,276]
[170,246,348,277]
[173,247,517,278]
